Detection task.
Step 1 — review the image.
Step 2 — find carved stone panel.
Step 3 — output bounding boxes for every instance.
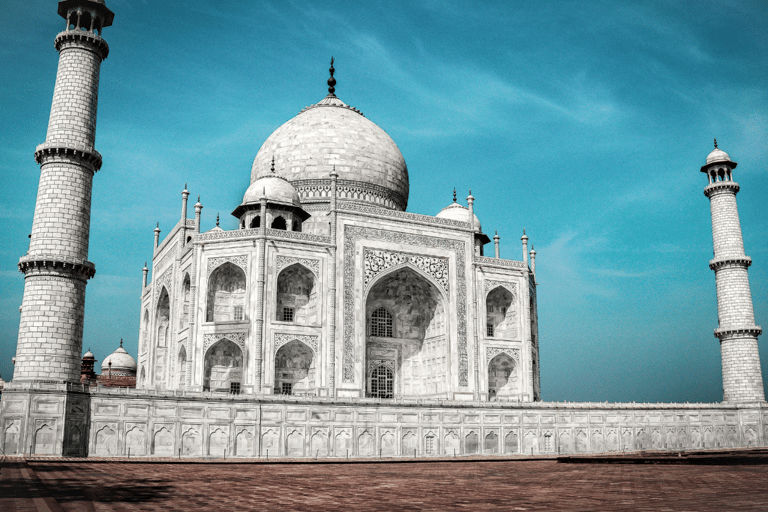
[364,249,448,292]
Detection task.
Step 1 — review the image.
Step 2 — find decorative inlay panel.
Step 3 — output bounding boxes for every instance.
[486,347,520,364]
[343,226,468,386]
[154,266,174,306]
[274,333,319,354]
[368,359,396,373]
[276,256,320,277]
[364,249,448,292]
[207,255,248,277]
[484,279,516,298]
[474,256,527,269]
[338,201,470,229]
[203,332,246,353]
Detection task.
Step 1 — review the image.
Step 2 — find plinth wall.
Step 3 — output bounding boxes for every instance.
[2,384,766,458]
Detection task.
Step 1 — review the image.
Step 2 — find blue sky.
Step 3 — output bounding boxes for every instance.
[1,0,766,402]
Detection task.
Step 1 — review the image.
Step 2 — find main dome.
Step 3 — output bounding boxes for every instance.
[251,95,409,211]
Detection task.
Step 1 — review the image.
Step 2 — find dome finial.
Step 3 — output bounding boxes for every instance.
[216,213,220,227]
[453,188,456,203]
[327,57,336,96]
[270,155,276,174]
[714,138,718,149]
[119,338,123,347]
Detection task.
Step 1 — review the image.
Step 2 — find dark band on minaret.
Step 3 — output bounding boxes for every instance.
[328,57,336,96]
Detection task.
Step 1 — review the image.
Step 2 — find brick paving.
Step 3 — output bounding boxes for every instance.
[3,456,768,511]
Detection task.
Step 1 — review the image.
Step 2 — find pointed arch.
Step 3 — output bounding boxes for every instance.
[274,339,315,395]
[178,345,187,389]
[276,263,318,325]
[141,308,150,353]
[155,287,170,347]
[271,216,287,230]
[486,285,515,339]
[250,215,261,229]
[206,262,246,322]
[488,352,518,401]
[204,338,243,392]
[180,273,191,328]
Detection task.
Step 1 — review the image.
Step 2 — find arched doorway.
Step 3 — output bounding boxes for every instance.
[486,286,515,338]
[276,264,318,324]
[365,266,447,398]
[488,353,518,400]
[206,263,246,322]
[274,340,315,395]
[369,364,394,398]
[203,339,243,393]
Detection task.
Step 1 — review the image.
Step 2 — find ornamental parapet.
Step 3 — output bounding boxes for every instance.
[294,179,408,211]
[709,256,752,271]
[54,29,109,60]
[18,254,96,280]
[714,325,762,340]
[704,181,740,197]
[194,227,332,245]
[338,201,472,230]
[35,142,102,172]
[474,255,528,270]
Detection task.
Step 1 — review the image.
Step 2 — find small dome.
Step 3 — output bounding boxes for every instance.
[436,202,482,232]
[83,349,95,359]
[706,148,731,165]
[101,345,137,373]
[242,175,302,208]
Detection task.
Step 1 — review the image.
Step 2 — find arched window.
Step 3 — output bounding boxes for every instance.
[486,286,515,339]
[488,353,517,401]
[274,340,315,395]
[370,307,393,337]
[178,346,187,389]
[292,220,302,232]
[250,216,260,229]
[271,216,287,230]
[203,339,243,392]
[155,288,170,348]
[206,263,246,323]
[370,365,393,399]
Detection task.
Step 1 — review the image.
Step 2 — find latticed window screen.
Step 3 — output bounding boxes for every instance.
[370,365,394,398]
[281,382,293,395]
[282,307,294,322]
[234,306,244,321]
[486,323,494,337]
[230,382,241,394]
[425,435,435,454]
[544,434,553,452]
[370,307,393,337]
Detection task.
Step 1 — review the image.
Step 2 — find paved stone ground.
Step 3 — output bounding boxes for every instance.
[3,456,768,511]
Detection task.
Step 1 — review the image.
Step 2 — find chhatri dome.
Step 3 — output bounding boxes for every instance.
[436,190,483,232]
[101,339,137,374]
[250,58,409,212]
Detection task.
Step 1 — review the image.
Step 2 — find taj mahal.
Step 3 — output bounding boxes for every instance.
[1,0,766,459]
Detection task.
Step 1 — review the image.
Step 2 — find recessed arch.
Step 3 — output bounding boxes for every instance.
[250,215,261,229]
[141,309,149,353]
[206,262,246,322]
[180,273,191,329]
[271,215,287,230]
[486,286,515,339]
[178,345,187,389]
[203,338,243,392]
[488,352,518,401]
[276,263,317,324]
[155,287,170,348]
[274,340,315,395]
[364,265,448,398]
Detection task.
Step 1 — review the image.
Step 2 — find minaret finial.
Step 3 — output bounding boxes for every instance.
[714,138,718,149]
[327,57,336,96]
[216,213,220,227]
[453,188,456,202]
[184,182,187,190]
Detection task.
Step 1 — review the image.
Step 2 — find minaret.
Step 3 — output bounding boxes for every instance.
[13,1,114,383]
[701,140,764,402]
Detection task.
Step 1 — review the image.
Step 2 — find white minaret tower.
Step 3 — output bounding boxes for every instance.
[702,140,764,402]
[13,0,114,383]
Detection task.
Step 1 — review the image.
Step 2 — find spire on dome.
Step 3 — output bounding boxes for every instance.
[216,213,220,227]
[714,138,718,149]
[271,156,276,174]
[119,338,123,347]
[453,188,457,203]
[328,57,336,96]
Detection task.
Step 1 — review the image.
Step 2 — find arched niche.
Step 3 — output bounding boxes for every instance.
[203,339,243,393]
[180,274,190,329]
[276,264,317,324]
[274,340,315,395]
[486,286,515,339]
[141,309,149,353]
[206,263,246,323]
[155,288,170,348]
[365,266,447,398]
[178,345,187,389]
[488,352,518,401]
[250,215,261,229]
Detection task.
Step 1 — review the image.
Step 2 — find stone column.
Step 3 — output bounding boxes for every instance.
[701,143,764,402]
[493,231,500,259]
[14,2,114,383]
[521,230,528,266]
[254,194,268,392]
